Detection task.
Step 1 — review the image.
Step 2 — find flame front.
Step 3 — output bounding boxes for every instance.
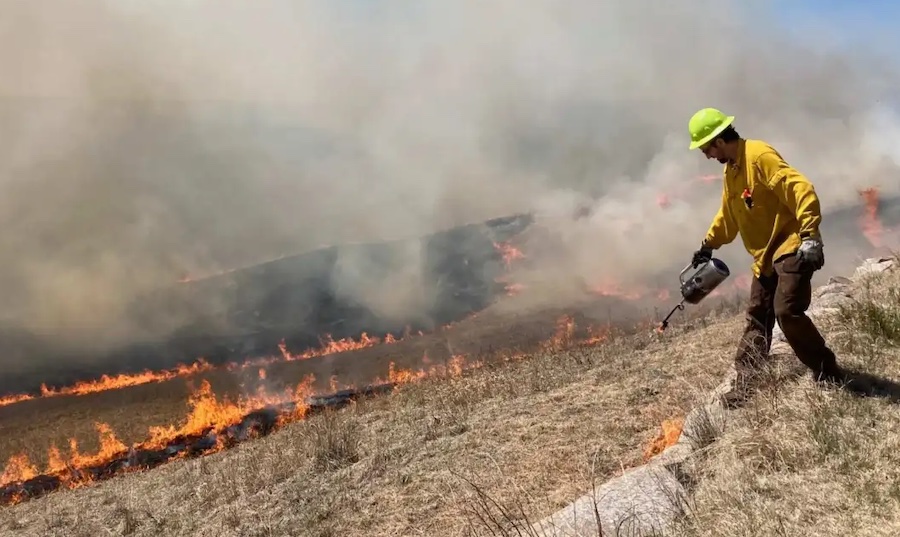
[277,332,386,362]
[0,394,34,407]
[144,378,302,450]
[0,329,406,409]
[0,309,625,504]
[39,360,216,399]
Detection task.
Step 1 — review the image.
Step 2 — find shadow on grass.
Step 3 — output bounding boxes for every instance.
[837,369,900,403]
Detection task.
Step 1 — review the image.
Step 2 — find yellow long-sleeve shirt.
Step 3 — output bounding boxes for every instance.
[702,139,823,278]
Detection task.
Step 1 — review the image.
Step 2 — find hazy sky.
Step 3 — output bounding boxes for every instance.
[779,0,900,45]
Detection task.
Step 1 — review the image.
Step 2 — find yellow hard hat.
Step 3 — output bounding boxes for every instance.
[688,108,735,150]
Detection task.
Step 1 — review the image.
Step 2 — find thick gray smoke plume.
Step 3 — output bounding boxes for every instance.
[0,0,898,371]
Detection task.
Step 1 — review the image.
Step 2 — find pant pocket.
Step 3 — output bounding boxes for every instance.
[777,254,809,274]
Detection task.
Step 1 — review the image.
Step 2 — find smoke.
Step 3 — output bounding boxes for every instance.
[0,0,898,372]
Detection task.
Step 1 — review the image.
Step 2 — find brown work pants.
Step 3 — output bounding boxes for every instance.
[736,254,839,376]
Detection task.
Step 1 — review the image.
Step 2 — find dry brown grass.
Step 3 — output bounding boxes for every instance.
[0,294,749,536]
[671,263,900,537]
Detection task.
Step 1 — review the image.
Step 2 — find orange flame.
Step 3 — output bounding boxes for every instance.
[46,445,67,475]
[642,417,684,461]
[493,241,525,270]
[143,378,308,451]
[0,308,626,499]
[277,332,387,362]
[859,187,884,248]
[38,360,216,399]
[67,423,129,469]
[0,455,38,485]
[589,281,652,301]
[541,314,576,350]
[0,393,35,407]
[584,324,612,345]
[0,329,408,409]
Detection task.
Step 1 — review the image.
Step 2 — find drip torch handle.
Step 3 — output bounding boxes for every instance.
[678,263,695,286]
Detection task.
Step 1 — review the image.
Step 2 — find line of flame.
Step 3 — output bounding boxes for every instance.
[0,313,617,497]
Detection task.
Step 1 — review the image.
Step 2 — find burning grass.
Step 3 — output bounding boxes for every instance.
[0,297,749,536]
[0,237,527,410]
[667,260,900,537]
[0,330,409,409]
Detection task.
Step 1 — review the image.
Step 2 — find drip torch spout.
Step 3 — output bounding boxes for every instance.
[658,299,685,332]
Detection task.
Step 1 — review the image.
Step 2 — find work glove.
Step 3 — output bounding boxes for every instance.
[691,244,713,268]
[796,237,825,271]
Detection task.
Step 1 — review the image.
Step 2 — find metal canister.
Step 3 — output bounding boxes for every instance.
[678,258,730,304]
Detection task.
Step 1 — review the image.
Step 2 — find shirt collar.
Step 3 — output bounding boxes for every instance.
[728,138,746,171]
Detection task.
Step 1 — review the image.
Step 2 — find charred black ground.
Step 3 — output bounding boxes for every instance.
[0,214,533,395]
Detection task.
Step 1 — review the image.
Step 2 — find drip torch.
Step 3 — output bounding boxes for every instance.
[658,257,731,331]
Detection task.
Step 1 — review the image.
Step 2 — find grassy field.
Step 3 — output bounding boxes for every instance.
[4,262,895,537]
[0,288,748,536]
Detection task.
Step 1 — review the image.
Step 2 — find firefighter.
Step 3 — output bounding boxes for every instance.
[687,107,845,405]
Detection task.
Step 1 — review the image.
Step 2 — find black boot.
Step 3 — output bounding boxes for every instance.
[811,364,846,386]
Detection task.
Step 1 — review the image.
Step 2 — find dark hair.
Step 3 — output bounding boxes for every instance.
[717,125,740,143]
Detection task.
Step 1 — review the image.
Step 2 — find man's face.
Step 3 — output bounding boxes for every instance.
[700,139,728,164]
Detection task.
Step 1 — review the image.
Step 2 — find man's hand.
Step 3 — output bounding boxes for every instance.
[692,244,713,268]
[797,237,824,271]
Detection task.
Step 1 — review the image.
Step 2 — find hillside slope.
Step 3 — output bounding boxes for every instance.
[0,299,747,536]
[1,258,896,537]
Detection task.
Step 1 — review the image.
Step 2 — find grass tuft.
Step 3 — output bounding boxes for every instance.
[309,408,362,472]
